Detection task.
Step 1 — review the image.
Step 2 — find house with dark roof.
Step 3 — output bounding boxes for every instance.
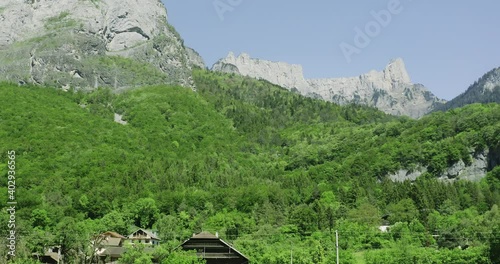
[180,232,249,264]
[32,246,61,264]
[127,228,161,246]
[96,231,127,263]
[93,229,160,263]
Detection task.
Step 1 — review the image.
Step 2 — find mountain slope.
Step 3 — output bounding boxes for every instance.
[212,53,445,118]
[0,0,204,90]
[0,76,499,262]
[194,69,500,182]
[435,67,500,112]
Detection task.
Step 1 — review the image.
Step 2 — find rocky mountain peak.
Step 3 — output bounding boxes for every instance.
[384,58,411,84]
[212,53,445,118]
[434,66,500,112]
[0,0,204,89]
[212,52,311,94]
[226,51,236,60]
[482,67,500,91]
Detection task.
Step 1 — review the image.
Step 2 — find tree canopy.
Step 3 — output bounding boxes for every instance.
[0,70,499,263]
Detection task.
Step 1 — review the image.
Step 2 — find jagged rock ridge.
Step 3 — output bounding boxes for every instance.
[211,52,312,94]
[435,67,500,112]
[0,0,205,90]
[212,52,445,118]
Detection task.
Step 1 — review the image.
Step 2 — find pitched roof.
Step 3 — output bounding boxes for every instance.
[99,247,126,258]
[191,231,218,239]
[101,237,123,247]
[180,232,249,261]
[217,237,249,261]
[128,228,160,240]
[101,231,126,239]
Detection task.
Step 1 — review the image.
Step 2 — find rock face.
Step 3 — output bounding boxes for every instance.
[388,166,427,182]
[389,149,499,182]
[212,52,312,94]
[185,47,206,69]
[212,53,445,118]
[0,0,203,90]
[482,68,500,91]
[435,67,500,112]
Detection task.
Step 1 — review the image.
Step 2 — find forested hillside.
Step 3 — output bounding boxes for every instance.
[0,70,499,263]
[436,67,500,112]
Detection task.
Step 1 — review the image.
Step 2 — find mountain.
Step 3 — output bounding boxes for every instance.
[1,71,500,262]
[1,2,500,262]
[435,67,500,112]
[0,0,204,90]
[212,52,445,118]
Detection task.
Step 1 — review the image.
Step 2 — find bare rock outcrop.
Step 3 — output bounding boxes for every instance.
[212,53,445,118]
[0,0,202,89]
[212,52,312,94]
[389,149,500,182]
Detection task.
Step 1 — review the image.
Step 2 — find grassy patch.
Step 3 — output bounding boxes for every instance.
[46,11,70,24]
[44,11,78,31]
[89,0,100,7]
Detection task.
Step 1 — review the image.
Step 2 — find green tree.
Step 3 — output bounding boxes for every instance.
[101,210,129,235]
[347,201,381,226]
[386,198,419,224]
[129,198,160,229]
[30,209,51,229]
[290,204,317,235]
[120,244,153,264]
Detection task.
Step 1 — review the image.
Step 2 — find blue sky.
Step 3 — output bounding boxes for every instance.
[163,0,500,100]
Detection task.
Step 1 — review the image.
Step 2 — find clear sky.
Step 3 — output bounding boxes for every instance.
[163,0,500,100]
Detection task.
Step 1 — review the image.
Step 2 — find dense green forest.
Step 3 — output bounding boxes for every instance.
[0,69,499,263]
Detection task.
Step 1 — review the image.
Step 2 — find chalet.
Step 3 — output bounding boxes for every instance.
[96,231,127,263]
[180,232,249,264]
[32,246,61,264]
[32,230,161,264]
[128,228,161,246]
[94,230,160,263]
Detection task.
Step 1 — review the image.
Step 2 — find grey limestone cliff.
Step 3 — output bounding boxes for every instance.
[212,52,312,94]
[389,148,500,182]
[0,0,203,90]
[212,53,445,118]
